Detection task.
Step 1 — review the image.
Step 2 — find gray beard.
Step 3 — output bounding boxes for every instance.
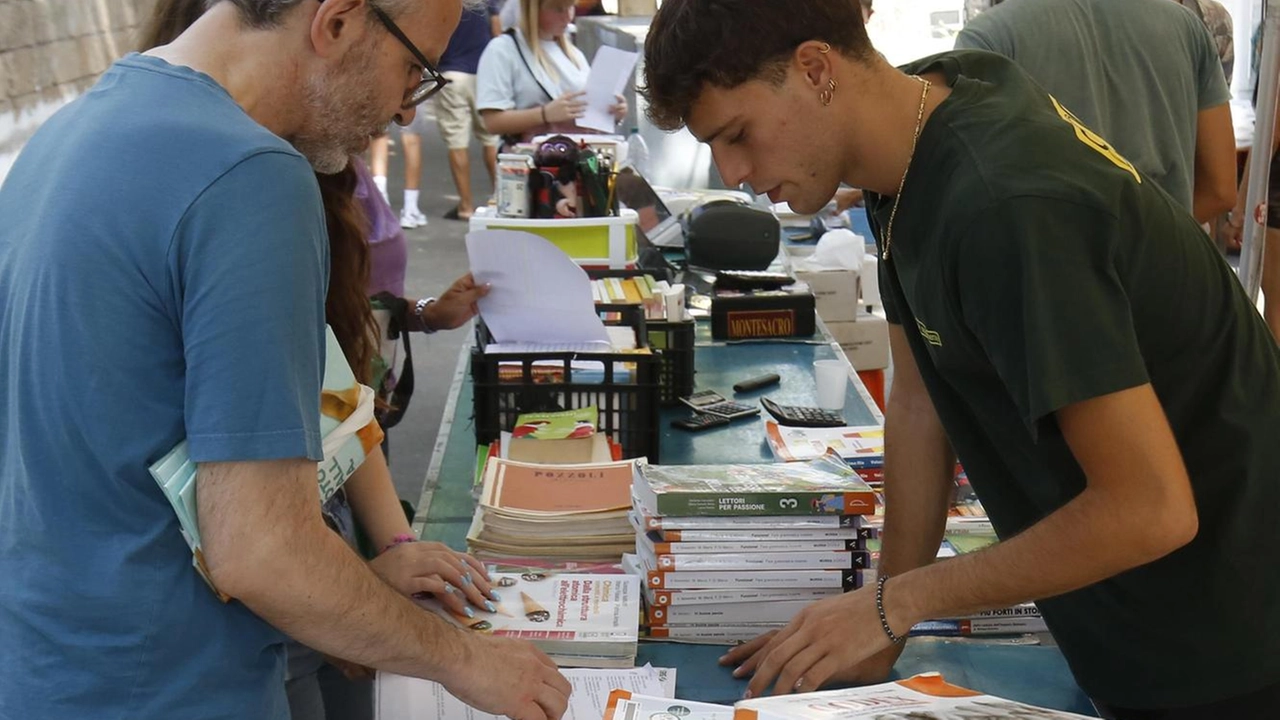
[293,39,387,173]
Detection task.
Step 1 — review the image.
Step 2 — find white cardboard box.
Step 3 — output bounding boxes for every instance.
[828,311,889,370]
[793,268,860,323]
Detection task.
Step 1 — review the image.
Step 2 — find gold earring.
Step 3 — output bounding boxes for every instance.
[818,42,831,54]
[819,78,837,106]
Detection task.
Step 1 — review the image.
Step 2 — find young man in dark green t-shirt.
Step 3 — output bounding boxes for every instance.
[640,1,1280,716]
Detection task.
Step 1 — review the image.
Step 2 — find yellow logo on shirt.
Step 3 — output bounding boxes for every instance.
[1049,95,1141,185]
[916,318,943,347]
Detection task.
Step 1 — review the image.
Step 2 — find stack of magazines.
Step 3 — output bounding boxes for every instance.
[466,457,640,563]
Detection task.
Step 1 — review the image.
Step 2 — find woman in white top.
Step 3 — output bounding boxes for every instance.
[477,0,626,141]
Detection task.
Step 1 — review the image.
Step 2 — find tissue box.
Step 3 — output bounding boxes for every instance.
[827,310,889,370]
[792,269,860,323]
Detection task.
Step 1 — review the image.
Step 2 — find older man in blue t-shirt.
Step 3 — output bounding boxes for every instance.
[0,1,570,718]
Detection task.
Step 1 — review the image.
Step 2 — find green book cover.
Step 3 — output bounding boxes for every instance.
[473,443,491,489]
[512,407,598,440]
[633,461,876,517]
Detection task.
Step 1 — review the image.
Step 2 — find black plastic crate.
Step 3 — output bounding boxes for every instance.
[588,270,696,406]
[471,308,662,462]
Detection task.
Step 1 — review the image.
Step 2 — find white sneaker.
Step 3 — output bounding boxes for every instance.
[400,207,428,229]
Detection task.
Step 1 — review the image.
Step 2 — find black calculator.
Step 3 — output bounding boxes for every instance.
[671,412,732,432]
[680,390,761,419]
[761,396,846,427]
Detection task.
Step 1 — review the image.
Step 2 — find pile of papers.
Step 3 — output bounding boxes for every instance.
[377,664,672,720]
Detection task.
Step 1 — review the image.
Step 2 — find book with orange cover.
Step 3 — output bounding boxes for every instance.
[480,457,637,517]
[734,673,1092,719]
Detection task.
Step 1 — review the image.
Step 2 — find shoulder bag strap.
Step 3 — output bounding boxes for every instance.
[506,29,557,102]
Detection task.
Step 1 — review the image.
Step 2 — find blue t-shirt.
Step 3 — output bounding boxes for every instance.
[439,0,500,75]
[0,55,327,719]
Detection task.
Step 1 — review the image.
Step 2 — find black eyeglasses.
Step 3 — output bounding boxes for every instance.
[367,3,450,108]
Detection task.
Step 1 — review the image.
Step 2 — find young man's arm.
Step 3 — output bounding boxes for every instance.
[873,325,956,596]
[199,458,572,720]
[736,382,1197,697]
[722,324,956,683]
[1192,102,1239,223]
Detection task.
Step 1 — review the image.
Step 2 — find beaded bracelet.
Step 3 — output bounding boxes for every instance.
[876,575,905,644]
[379,533,417,556]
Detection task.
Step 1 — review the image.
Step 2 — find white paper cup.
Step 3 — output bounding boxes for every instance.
[814,359,848,410]
[664,284,686,321]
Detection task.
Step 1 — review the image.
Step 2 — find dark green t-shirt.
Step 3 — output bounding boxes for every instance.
[869,50,1280,708]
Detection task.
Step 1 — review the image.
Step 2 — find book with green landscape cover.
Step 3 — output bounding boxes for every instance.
[633,456,875,518]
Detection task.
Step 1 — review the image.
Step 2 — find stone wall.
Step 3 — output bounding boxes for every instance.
[0,0,158,179]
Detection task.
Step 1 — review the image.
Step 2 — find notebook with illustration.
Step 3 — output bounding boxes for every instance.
[148,325,383,599]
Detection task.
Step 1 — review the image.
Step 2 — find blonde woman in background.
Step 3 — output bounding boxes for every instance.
[477,0,626,142]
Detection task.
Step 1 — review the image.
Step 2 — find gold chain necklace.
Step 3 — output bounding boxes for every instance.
[882,75,931,261]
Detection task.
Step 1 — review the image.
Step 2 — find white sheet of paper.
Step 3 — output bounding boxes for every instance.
[467,230,610,346]
[580,46,639,133]
[375,666,674,720]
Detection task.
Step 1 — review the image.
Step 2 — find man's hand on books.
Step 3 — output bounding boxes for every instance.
[444,635,572,720]
[369,542,499,615]
[718,589,908,697]
[421,273,491,331]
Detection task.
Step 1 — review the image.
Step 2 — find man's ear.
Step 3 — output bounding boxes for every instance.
[794,40,834,91]
[310,0,370,58]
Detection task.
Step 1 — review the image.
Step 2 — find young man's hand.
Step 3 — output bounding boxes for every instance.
[419,273,491,331]
[443,635,572,720]
[718,587,911,696]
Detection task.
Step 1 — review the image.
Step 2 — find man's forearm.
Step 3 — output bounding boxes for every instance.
[199,459,468,683]
[878,388,955,579]
[887,386,1197,631]
[890,483,1175,627]
[877,325,957,580]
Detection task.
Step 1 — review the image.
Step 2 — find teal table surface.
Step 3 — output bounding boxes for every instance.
[411,323,1095,717]
[636,640,1095,715]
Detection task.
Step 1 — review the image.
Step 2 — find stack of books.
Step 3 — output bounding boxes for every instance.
[466,456,639,563]
[416,570,641,668]
[625,457,877,644]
